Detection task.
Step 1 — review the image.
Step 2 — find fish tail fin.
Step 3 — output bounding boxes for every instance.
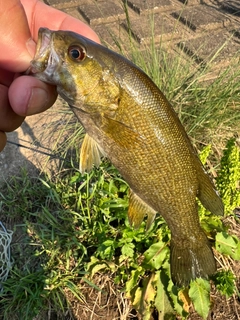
[170,235,216,287]
[197,163,224,216]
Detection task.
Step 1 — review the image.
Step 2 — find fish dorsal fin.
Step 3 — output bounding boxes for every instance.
[195,158,224,216]
[79,133,104,173]
[128,190,156,230]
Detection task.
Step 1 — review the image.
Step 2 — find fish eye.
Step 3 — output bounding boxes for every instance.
[68,45,86,61]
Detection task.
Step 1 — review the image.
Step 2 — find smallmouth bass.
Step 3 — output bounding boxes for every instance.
[29,28,224,286]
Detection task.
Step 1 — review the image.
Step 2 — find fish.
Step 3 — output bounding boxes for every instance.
[28,27,224,286]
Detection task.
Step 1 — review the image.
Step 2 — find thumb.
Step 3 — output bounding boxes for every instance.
[0,0,35,72]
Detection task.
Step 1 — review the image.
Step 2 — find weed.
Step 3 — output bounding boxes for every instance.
[0,138,239,319]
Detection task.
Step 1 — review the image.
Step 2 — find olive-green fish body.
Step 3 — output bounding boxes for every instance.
[29,28,224,286]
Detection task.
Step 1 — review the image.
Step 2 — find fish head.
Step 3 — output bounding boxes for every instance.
[29,28,121,111]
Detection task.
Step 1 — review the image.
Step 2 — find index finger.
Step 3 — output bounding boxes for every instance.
[0,0,99,73]
[0,0,32,72]
[21,0,99,44]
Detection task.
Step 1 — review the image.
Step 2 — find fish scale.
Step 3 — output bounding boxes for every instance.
[29,28,224,286]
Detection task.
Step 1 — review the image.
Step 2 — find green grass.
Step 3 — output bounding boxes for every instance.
[1,9,240,320]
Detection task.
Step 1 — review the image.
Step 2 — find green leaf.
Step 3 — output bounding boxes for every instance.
[217,138,240,215]
[168,281,188,319]
[87,257,115,276]
[189,278,211,320]
[155,270,175,320]
[200,215,225,234]
[199,144,212,165]
[121,242,135,258]
[125,267,144,298]
[213,270,236,298]
[96,239,116,259]
[215,231,240,260]
[143,241,169,270]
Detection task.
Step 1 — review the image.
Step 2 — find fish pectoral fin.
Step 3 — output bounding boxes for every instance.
[128,190,156,230]
[79,133,105,173]
[101,114,145,149]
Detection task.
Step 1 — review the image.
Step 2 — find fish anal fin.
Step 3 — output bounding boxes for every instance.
[79,133,105,173]
[128,191,156,230]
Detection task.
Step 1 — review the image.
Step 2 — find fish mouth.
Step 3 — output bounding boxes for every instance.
[27,28,60,78]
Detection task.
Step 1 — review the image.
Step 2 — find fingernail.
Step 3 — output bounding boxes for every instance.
[26,87,49,115]
[26,38,36,58]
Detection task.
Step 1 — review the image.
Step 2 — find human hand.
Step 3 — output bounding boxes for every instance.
[0,0,99,151]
